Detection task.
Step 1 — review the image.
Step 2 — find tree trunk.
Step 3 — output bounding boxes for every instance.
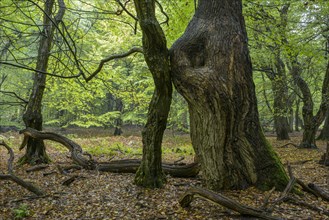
[20,0,65,164]
[133,0,172,188]
[295,99,301,131]
[290,59,329,148]
[170,0,287,190]
[271,56,290,140]
[318,110,329,140]
[114,98,123,136]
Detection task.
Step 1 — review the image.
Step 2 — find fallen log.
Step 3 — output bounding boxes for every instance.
[0,141,44,196]
[308,183,329,201]
[179,187,281,220]
[20,128,200,178]
[97,159,199,178]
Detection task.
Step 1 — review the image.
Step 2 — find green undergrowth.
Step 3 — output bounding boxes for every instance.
[45,135,195,160]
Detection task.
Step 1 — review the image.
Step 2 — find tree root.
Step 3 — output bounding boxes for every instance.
[0,141,44,196]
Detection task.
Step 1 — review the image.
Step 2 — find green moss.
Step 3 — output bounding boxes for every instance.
[256,133,289,191]
[18,153,51,166]
[134,166,166,188]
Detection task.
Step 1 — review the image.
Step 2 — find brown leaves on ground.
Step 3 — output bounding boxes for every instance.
[0,131,328,220]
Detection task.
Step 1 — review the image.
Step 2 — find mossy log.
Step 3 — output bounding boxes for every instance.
[20,128,200,178]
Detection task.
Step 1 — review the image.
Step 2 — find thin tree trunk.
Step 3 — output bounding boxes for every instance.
[295,99,300,131]
[133,0,172,188]
[170,0,287,190]
[20,0,65,164]
[114,98,123,136]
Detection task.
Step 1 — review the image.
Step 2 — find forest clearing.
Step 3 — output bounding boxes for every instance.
[0,129,328,219]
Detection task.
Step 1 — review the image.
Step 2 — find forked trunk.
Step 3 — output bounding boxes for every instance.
[170,0,287,190]
[291,59,329,148]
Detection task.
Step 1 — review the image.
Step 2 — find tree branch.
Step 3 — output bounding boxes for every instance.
[85,46,143,82]
[0,141,44,196]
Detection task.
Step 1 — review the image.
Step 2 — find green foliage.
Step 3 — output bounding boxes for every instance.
[13,204,30,219]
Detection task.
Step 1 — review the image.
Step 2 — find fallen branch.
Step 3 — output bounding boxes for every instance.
[0,141,44,196]
[179,187,281,220]
[62,175,86,186]
[98,159,199,178]
[20,128,200,177]
[308,183,329,201]
[285,196,329,216]
[26,164,49,173]
[278,142,299,148]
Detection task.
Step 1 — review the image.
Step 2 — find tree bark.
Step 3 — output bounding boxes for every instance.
[133,0,172,188]
[317,110,329,140]
[20,0,65,164]
[170,0,288,190]
[290,59,329,148]
[270,56,290,140]
[114,98,123,136]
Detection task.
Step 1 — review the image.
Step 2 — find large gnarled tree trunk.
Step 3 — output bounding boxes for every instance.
[170,0,287,190]
[20,0,65,164]
[133,0,172,188]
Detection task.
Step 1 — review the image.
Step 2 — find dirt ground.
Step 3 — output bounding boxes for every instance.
[0,130,328,220]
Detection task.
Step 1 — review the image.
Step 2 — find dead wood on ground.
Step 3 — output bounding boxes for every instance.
[19,128,200,178]
[179,187,281,220]
[0,141,44,196]
[26,164,49,173]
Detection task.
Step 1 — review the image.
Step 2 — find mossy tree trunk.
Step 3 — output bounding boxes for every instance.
[170,0,288,190]
[133,0,172,188]
[20,0,65,164]
[269,55,290,140]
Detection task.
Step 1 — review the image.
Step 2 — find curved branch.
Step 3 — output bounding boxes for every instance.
[85,46,143,82]
[155,0,169,25]
[116,0,138,21]
[0,90,28,104]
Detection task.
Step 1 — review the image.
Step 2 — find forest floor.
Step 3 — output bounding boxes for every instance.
[0,128,328,220]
